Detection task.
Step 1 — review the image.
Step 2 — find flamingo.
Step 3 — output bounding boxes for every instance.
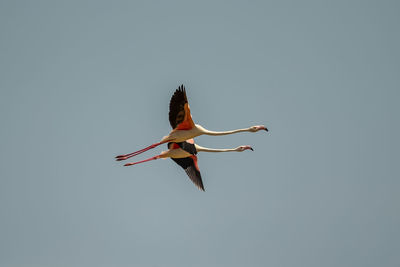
[115,85,267,161]
[122,139,254,191]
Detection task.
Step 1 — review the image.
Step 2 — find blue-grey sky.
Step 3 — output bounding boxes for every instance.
[1,1,399,266]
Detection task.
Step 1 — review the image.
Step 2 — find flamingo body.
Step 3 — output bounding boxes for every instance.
[121,139,253,191]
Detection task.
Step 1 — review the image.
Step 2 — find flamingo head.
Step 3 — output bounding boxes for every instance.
[249,125,268,132]
[235,145,254,152]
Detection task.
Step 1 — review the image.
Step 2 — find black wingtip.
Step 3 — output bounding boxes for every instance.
[177,84,186,95]
[197,182,205,191]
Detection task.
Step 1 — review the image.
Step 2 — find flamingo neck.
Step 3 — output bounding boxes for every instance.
[198,125,250,136]
[194,144,237,152]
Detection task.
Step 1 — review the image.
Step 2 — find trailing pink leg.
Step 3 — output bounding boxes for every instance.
[124,156,160,166]
[115,142,164,161]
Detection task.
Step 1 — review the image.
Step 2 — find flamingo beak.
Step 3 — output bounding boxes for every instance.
[256,125,268,132]
[245,146,254,151]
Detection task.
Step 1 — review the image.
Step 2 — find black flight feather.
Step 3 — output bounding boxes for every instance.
[168,85,188,129]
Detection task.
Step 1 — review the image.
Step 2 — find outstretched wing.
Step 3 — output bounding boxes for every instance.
[170,155,204,191]
[169,85,195,130]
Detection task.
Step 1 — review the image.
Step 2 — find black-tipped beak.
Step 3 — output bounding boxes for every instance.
[250,147,254,151]
[264,128,268,132]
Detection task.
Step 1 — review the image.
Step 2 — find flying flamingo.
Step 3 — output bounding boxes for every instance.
[121,139,254,191]
[115,85,267,162]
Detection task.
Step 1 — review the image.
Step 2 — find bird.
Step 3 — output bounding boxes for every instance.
[115,85,267,161]
[122,138,254,191]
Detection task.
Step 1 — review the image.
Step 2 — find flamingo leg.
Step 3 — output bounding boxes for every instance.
[124,155,160,166]
[115,141,166,161]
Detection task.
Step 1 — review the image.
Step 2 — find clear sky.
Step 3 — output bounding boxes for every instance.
[1,0,399,266]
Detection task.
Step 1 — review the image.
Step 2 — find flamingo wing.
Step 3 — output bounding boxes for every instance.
[171,156,204,191]
[169,85,195,130]
[168,140,204,191]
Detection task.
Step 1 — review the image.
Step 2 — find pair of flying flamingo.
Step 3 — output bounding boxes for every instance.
[116,85,268,191]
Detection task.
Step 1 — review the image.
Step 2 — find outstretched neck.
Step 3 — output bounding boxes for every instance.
[195,144,236,153]
[196,124,249,136]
